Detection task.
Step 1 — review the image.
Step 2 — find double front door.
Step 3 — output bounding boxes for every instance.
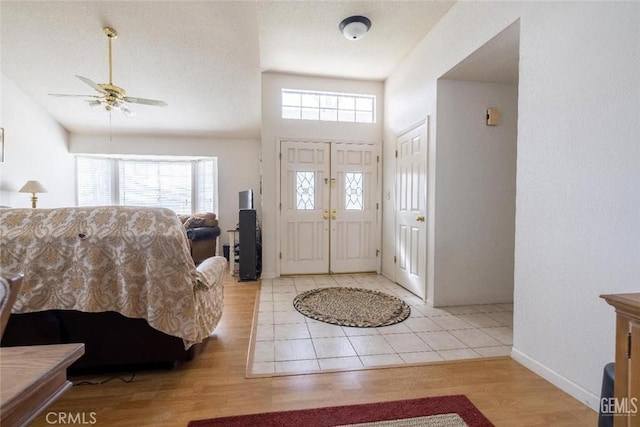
[280,141,379,275]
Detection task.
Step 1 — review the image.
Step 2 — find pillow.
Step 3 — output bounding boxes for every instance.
[177,214,191,224]
[183,212,218,229]
[183,216,205,229]
[198,212,217,227]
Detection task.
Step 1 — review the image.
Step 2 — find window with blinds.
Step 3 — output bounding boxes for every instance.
[76,156,218,215]
[195,159,217,214]
[76,157,114,206]
[119,160,192,214]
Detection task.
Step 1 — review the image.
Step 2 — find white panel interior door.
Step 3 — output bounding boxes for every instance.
[280,141,330,275]
[395,122,427,299]
[330,143,378,273]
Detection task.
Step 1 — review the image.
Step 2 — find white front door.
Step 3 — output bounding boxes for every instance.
[395,121,428,299]
[280,141,331,275]
[280,140,379,275]
[330,143,378,273]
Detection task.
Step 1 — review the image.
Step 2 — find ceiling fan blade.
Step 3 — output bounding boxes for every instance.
[76,75,108,94]
[124,97,167,107]
[49,93,98,98]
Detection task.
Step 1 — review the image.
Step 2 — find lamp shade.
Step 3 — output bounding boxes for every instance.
[19,180,48,194]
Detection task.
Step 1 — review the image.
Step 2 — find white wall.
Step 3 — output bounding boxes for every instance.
[384,1,640,410]
[0,74,74,208]
[70,134,260,236]
[434,80,517,306]
[261,72,384,278]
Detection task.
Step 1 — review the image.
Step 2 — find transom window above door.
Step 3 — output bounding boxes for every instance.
[281,89,375,124]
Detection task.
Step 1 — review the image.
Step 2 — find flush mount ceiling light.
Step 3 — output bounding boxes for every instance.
[339,16,371,41]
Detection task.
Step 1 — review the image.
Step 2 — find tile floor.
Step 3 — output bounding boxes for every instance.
[247,274,513,376]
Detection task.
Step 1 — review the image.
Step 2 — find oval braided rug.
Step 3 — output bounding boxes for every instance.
[293,287,411,327]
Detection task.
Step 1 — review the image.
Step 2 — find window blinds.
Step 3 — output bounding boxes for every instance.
[76,157,113,206]
[76,156,218,216]
[119,160,192,214]
[195,159,217,213]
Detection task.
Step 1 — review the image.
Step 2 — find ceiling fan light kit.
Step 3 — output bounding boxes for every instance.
[339,16,371,41]
[49,26,167,116]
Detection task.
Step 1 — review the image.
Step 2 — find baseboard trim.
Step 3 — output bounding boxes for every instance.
[380,271,394,282]
[511,347,600,411]
[260,271,277,279]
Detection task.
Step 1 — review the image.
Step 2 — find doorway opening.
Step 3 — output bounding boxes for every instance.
[430,20,520,306]
[393,20,520,306]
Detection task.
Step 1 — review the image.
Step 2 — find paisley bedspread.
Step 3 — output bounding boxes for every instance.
[0,206,225,348]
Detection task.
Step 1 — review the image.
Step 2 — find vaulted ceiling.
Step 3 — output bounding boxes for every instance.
[0,1,455,138]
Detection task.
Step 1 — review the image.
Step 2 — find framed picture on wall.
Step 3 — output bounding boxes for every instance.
[0,128,4,162]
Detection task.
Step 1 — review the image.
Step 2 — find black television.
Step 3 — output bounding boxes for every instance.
[239,190,254,210]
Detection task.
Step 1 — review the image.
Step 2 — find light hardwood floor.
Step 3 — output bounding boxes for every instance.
[30,272,597,427]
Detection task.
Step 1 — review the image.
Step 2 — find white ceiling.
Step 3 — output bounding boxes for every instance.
[440,20,520,84]
[0,1,454,138]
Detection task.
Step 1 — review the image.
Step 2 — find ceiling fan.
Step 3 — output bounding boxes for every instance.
[49,27,167,116]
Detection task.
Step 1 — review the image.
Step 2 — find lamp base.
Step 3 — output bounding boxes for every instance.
[31,194,38,209]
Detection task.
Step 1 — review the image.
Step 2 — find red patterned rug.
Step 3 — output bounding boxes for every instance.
[188,395,494,427]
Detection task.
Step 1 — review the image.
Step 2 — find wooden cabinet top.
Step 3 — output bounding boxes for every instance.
[601,293,640,319]
[1,343,85,424]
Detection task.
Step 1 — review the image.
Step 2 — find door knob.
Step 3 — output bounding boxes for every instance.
[331,209,337,220]
[416,215,425,222]
[323,210,329,220]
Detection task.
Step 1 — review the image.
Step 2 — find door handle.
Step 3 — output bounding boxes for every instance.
[323,210,329,220]
[331,209,337,220]
[416,215,425,222]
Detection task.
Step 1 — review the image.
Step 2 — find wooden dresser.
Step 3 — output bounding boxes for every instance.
[0,344,85,427]
[601,293,640,427]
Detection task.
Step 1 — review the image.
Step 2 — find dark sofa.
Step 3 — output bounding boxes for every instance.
[187,225,221,264]
[1,310,208,372]
[179,212,222,264]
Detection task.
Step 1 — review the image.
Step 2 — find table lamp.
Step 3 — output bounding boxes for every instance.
[18,180,47,208]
